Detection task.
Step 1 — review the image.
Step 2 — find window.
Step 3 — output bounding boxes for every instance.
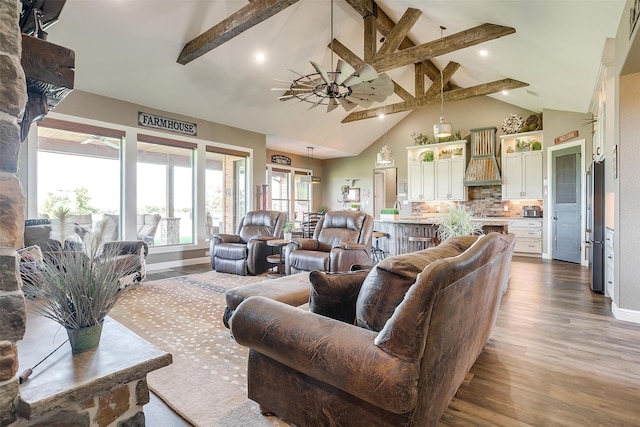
[36,119,124,240]
[267,165,313,226]
[205,146,249,238]
[137,134,195,246]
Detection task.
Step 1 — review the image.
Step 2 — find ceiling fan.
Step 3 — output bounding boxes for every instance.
[273,60,393,113]
[80,135,119,149]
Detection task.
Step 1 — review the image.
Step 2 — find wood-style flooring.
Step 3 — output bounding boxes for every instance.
[142,256,640,426]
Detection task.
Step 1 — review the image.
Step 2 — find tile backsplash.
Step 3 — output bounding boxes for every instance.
[411,185,542,217]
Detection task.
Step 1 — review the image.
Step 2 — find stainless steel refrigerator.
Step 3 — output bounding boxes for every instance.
[587,160,605,293]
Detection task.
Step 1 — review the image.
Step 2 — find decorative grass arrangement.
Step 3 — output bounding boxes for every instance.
[23,208,138,330]
[437,205,484,241]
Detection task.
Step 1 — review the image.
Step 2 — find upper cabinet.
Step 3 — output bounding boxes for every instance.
[406,140,468,202]
[499,131,543,200]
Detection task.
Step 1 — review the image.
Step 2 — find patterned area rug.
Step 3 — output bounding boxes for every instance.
[109,271,291,427]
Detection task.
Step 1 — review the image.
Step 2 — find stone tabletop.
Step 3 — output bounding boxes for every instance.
[16,309,172,420]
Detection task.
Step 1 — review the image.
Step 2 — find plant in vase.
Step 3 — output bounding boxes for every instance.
[437,205,484,241]
[283,221,294,241]
[22,208,140,353]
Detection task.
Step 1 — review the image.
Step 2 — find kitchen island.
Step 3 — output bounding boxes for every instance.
[373,217,513,256]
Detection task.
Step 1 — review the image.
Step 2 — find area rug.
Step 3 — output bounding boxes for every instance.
[109,271,291,427]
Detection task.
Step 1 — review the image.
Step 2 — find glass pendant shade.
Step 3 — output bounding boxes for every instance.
[377,150,392,164]
[433,117,452,138]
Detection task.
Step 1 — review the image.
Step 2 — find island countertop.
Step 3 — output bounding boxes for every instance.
[374,217,515,226]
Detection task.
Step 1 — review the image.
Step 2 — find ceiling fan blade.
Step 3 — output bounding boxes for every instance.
[346,95,374,108]
[326,97,339,113]
[337,97,358,112]
[334,60,355,85]
[342,64,378,87]
[310,61,331,86]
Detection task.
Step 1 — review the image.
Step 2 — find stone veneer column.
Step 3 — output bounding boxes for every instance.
[0,1,27,426]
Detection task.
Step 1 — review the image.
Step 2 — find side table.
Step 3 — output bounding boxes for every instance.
[266,239,289,278]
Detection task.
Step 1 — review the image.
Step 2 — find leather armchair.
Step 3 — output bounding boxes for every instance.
[210,210,285,275]
[285,210,373,275]
[231,233,516,427]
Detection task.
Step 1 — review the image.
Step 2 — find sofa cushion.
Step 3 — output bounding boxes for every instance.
[355,235,478,332]
[309,270,369,324]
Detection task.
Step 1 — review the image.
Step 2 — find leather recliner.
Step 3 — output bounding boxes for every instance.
[285,210,373,275]
[210,210,285,275]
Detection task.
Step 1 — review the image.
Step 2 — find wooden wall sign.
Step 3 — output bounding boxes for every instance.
[138,112,197,136]
[554,130,579,145]
[271,154,291,165]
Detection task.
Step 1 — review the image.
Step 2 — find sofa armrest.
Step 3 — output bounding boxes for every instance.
[103,240,148,256]
[213,233,241,244]
[290,238,319,251]
[337,242,366,251]
[231,296,418,414]
[329,245,371,272]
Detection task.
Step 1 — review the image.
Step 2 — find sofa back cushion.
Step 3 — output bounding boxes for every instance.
[237,210,283,243]
[355,235,478,331]
[315,211,367,252]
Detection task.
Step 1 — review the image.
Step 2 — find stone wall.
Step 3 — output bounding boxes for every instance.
[0,1,27,426]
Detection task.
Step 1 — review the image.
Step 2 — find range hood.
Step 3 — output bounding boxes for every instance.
[464,127,502,186]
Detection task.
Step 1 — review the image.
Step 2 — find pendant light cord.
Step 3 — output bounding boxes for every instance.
[439,26,446,119]
[330,0,334,73]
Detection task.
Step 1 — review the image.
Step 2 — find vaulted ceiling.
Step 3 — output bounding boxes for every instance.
[44,0,625,159]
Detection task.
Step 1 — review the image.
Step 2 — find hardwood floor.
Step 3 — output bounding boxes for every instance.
[141,256,640,426]
[440,256,640,426]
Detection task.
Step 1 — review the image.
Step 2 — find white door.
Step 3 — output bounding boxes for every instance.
[552,146,582,263]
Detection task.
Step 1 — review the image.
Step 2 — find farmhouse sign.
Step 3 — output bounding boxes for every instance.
[554,130,579,145]
[271,154,291,165]
[138,112,197,136]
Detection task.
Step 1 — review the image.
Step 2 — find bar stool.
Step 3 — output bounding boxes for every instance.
[408,235,435,252]
[371,231,388,263]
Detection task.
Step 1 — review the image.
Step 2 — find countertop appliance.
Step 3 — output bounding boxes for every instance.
[522,205,542,217]
[587,160,605,293]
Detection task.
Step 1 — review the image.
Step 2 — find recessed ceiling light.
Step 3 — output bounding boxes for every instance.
[502,90,509,95]
[479,50,488,57]
[378,113,385,119]
[255,52,266,63]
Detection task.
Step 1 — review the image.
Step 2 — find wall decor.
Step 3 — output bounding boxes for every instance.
[138,112,197,136]
[271,154,291,165]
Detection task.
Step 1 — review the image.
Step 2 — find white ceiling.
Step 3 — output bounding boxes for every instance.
[44,0,625,159]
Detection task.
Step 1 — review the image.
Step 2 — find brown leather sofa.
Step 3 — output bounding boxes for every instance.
[284,210,373,275]
[210,210,285,275]
[231,232,516,426]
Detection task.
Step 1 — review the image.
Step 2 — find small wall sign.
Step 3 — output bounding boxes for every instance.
[271,154,291,165]
[138,112,197,136]
[554,130,579,145]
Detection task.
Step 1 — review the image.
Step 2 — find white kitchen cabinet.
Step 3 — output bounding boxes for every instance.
[435,158,466,201]
[408,160,435,201]
[406,140,467,202]
[500,131,543,200]
[605,227,614,297]
[510,218,543,255]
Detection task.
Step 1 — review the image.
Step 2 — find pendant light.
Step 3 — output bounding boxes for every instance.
[376,113,394,167]
[301,147,321,183]
[433,25,452,139]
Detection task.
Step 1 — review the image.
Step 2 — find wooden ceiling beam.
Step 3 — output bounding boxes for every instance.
[344,0,414,51]
[177,0,299,65]
[341,78,529,123]
[363,12,377,62]
[424,61,460,99]
[371,23,516,72]
[377,8,421,56]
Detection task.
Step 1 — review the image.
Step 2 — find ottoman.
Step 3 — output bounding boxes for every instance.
[223,272,311,328]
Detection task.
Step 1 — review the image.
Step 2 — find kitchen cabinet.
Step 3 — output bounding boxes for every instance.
[406,140,467,202]
[605,227,614,297]
[510,218,543,255]
[408,160,435,201]
[435,157,466,201]
[500,131,543,200]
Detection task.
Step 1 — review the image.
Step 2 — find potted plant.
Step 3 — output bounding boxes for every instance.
[283,221,294,241]
[531,140,542,151]
[380,208,400,220]
[515,138,531,152]
[22,208,139,353]
[412,132,433,145]
[437,205,484,241]
[421,151,434,162]
[318,205,329,215]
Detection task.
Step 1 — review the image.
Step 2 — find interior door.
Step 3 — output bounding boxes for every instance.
[552,146,581,263]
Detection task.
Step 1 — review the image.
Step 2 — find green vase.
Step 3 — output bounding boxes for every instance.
[66,323,103,353]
